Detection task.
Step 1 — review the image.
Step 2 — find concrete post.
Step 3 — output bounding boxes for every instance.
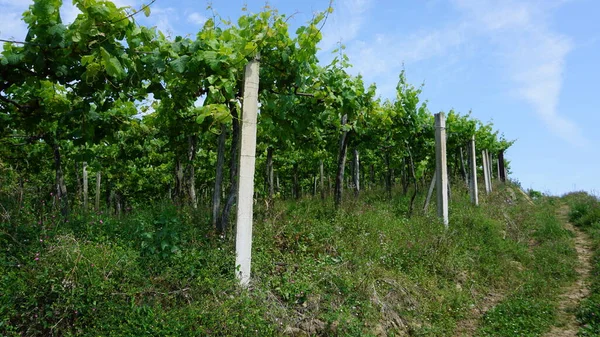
[319,160,325,199]
[482,150,490,194]
[487,150,493,192]
[460,147,468,187]
[353,149,360,197]
[235,58,260,287]
[496,153,501,179]
[95,171,101,211]
[435,113,449,227]
[424,171,436,212]
[469,136,479,206]
[82,162,88,211]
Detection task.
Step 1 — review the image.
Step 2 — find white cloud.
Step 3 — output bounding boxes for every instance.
[454,0,585,146]
[155,17,173,36]
[323,0,584,146]
[351,24,466,72]
[317,0,467,97]
[143,6,177,36]
[187,12,207,26]
[319,0,372,53]
[508,30,583,145]
[324,22,467,98]
[453,0,533,30]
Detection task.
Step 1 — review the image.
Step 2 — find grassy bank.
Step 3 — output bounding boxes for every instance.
[0,184,577,336]
[563,192,600,336]
[477,195,577,336]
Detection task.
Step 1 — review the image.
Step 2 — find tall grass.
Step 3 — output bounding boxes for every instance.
[0,184,578,336]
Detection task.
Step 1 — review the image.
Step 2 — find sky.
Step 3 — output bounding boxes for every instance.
[1,0,599,196]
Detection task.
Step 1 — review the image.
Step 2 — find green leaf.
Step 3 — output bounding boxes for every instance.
[81,55,95,66]
[202,51,220,70]
[100,47,125,79]
[72,32,82,42]
[196,113,207,125]
[131,25,142,36]
[141,232,153,239]
[3,53,23,65]
[143,5,151,17]
[243,41,257,54]
[170,55,189,73]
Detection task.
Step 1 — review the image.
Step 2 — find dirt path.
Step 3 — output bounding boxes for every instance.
[543,205,593,337]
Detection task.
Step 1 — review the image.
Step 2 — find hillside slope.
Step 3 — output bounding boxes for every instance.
[0,184,579,336]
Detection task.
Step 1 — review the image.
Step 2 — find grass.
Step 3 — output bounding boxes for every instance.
[0,183,579,336]
[563,191,600,336]
[477,197,577,336]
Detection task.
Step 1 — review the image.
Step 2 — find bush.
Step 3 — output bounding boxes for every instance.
[565,192,600,228]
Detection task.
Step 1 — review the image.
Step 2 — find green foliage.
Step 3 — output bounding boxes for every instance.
[570,200,600,229]
[0,204,275,336]
[138,206,182,259]
[528,189,543,200]
[1,234,141,336]
[0,0,513,217]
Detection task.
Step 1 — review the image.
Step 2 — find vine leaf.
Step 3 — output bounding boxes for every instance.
[100,47,125,79]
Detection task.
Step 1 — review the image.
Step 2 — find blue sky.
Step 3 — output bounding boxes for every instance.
[1,0,599,195]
